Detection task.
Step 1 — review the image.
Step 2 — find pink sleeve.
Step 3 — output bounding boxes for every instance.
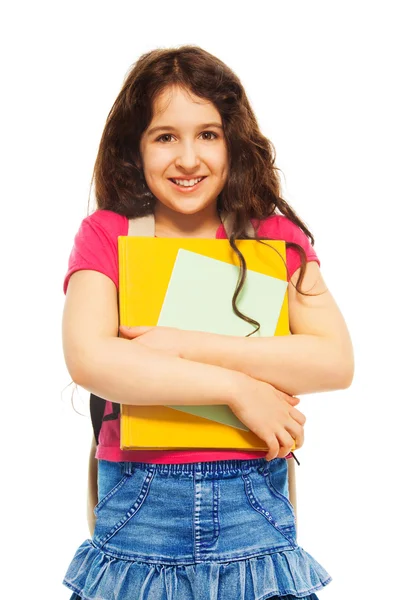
[63,210,128,294]
[257,215,320,279]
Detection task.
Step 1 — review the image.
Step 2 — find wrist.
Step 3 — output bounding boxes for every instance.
[180,329,207,362]
[179,329,195,360]
[228,371,253,411]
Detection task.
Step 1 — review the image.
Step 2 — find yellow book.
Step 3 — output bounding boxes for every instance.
[118,236,293,451]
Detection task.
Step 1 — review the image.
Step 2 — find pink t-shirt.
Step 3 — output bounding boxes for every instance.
[64,209,320,463]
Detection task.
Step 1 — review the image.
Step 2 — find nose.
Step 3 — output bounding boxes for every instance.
[175,141,201,170]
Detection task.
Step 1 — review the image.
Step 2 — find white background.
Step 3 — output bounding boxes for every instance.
[2,1,399,598]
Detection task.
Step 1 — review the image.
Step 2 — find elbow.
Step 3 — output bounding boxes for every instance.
[334,351,355,390]
[65,363,91,390]
[324,336,354,390]
[63,344,96,390]
[339,368,354,390]
[342,359,355,389]
[341,341,355,389]
[320,346,354,392]
[69,351,104,390]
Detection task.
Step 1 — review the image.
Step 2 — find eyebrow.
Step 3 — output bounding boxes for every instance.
[146,122,224,136]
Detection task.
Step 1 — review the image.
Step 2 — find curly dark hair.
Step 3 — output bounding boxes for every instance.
[89,45,322,335]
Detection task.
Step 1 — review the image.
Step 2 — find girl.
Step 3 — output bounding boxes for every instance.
[62,45,354,600]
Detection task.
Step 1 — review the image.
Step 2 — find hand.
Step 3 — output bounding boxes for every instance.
[119,325,186,358]
[231,376,306,461]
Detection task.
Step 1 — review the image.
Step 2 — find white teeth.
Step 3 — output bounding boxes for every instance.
[172,177,203,187]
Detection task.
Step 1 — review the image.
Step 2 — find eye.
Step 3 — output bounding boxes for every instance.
[201,131,218,140]
[155,131,219,143]
[156,134,174,143]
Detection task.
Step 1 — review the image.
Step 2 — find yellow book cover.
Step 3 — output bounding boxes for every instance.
[118,237,292,451]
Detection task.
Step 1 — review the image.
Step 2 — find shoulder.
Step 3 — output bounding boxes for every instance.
[256,214,310,244]
[77,209,128,241]
[63,210,128,294]
[254,213,320,279]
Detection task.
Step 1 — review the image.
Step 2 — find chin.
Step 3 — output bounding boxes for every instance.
[162,199,217,215]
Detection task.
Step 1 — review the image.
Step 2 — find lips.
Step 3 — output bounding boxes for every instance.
[167,176,207,192]
[168,176,207,184]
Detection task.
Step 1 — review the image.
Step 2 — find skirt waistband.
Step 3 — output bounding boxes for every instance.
[117,457,270,478]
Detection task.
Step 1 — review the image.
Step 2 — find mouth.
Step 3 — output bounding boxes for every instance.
[168,176,207,192]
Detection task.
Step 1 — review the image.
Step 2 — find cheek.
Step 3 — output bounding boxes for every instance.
[144,164,166,187]
[142,147,168,176]
[214,147,229,175]
[218,161,229,184]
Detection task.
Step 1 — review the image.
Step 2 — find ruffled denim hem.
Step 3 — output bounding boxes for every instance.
[63,539,332,600]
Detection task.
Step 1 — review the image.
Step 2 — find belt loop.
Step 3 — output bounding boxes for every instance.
[121,462,134,475]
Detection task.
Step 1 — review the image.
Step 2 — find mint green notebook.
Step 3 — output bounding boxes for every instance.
[157,249,288,430]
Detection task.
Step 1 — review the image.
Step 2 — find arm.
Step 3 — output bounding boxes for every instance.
[187,262,354,394]
[126,262,354,396]
[63,269,306,460]
[63,270,246,407]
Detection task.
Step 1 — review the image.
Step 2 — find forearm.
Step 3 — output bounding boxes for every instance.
[74,337,244,407]
[182,331,354,395]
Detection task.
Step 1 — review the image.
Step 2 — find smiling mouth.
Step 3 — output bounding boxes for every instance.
[168,176,207,191]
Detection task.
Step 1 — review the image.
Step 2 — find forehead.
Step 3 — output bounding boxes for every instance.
[151,85,221,124]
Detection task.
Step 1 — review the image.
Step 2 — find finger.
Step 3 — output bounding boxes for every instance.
[276,429,296,459]
[264,435,280,462]
[275,391,300,406]
[285,422,304,450]
[284,395,300,406]
[289,407,306,426]
[119,325,152,337]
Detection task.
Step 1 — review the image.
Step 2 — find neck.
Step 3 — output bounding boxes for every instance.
[154,204,222,238]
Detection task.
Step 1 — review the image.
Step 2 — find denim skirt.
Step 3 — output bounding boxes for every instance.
[63,457,331,600]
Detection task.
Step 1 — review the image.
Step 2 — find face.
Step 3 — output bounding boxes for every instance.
[139,85,229,218]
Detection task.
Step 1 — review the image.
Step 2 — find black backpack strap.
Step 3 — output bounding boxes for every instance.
[89,393,121,445]
[89,394,106,445]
